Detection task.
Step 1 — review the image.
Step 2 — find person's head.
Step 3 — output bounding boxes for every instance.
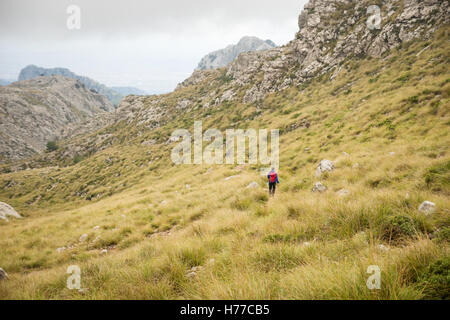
[271,167,275,173]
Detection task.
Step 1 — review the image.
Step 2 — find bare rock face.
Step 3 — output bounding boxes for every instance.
[0,76,114,163]
[197,36,276,70]
[224,0,449,103]
[0,202,22,222]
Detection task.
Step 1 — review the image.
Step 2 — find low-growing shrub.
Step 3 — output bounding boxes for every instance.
[379,215,420,243]
[177,247,207,268]
[231,196,252,211]
[416,257,450,300]
[424,160,450,194]
[253,245,307,272]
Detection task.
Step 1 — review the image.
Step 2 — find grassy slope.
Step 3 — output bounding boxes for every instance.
[0,30,449,299]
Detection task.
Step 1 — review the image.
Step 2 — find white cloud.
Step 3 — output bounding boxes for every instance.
[0,0,307,93]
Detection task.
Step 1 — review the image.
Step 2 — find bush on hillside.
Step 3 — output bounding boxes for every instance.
[416,257,450,300]
[46,141,58,152]
[379,214,422,243]
[424,160,450,193]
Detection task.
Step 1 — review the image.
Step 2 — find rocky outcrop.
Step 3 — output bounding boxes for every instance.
[0,76,114,162]
[138,0,449,136]
[0,202,22,221]
[223,0,449,103]
[0,268,8,280]
[197,36,276,70]
[418,201,436,214]
[312,182,327,193]
[316,160,334,177]
[18,65,124,105]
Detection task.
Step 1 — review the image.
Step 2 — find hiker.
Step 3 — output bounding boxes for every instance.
[267,168,279,196]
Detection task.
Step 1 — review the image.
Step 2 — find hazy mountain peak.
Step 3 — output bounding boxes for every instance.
[18,65,124,106]
[197,36,277,70]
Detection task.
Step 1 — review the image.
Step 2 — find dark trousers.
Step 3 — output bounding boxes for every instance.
[269,182,277,196]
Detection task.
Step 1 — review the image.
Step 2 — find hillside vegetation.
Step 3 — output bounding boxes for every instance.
[0,26,448,299]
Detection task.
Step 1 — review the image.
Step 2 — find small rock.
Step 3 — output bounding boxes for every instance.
[388,152,396,156]
[315,160,334,177]
[79,234,88,242]
[0,202,22,222]
[246,181,259,189]
[185,184,191,189]
[186,272,197,278]
[56,247,66,253]
[336,189,350,197]
[225,175,240,181]
[343,152,350,156]
[193,266,203,272]
[0,267,9,280]
[160,200,168,205]
[121,214,126,219]
[312,182,327,193]
[93,226,100,230]
[100,249,108,255]
[418,201,435,215]
[203,168,213,175]
[378,244,390,252]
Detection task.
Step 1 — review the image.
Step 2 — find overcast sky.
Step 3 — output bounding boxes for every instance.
[0,0,307,94]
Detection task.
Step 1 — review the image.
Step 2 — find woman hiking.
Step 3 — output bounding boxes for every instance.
[267,168,280,197]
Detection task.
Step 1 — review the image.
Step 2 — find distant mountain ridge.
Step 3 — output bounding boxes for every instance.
[18,65,146,105]
[111,86,148,96]
[197,36,277,70]
[0,76,114,162]
[0,79,14,86]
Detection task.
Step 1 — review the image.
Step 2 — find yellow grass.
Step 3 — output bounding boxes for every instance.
[0,29,449,300]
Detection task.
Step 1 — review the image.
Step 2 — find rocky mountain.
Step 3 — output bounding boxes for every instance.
[196,36,276,70]
[0,0,449,300]
[11,0,449,169]
[182,0,449,103]
[0,76,114,162]
[18,65,124,106]
[111,86,148,96]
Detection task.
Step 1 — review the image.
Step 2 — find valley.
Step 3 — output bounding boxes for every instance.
[0,0,448,300]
